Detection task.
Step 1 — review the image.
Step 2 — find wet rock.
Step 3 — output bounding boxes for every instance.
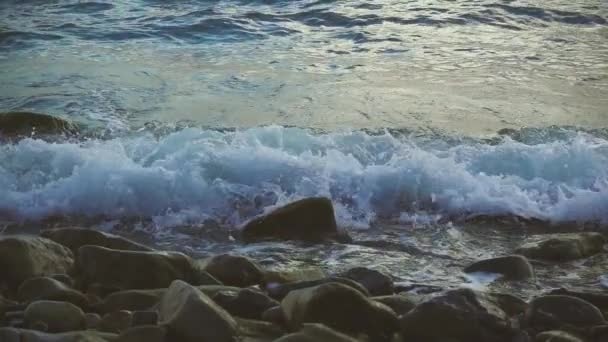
[131,310,158,326]
[235,317,285,342]
[158,280,238,342]
[340,267,394,296]
[49,274,74,287]
[97,289,165,313]
[535,330,585,342]
[99,310,133,334]
[400,288,518,342]
[464,255,535,281]
[274,323,359,342]
[18,277,88,308]
[41,228,152,253]
[516,233,605,262]
[0,235,74,293]
[241,197,349,243]
[0,327,117,342]
[267,277,369,300]
[281,282,398,341]
[590,325,608,342]
[24,300,85,333]
[261,306,286,326]
[263,267,326,285]
[84,313,102,330]
[211,288,279,320]
[76,245,220,290]
[548,288,608,317]
[524,295,605,332]
[204,254,264,287]
[116,325,167,342]
[0,111,79,139]
[372,295,416,315]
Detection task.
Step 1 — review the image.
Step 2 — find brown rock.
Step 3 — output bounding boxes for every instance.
[24,300,85,333]
[204,254,264,287]
[18,277,88,308]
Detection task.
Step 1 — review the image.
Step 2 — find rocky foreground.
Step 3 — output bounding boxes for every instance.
[0,197,607,342]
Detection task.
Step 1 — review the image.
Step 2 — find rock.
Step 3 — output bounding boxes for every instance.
[99,310,133,334]
[241,197,349,243]
[535,330,585,342]
[131,311,158,326]
[524,295,605,332]
[267,277,369,300]
[97,289,165,314]
[24,300,85,333]
[400,288,518,342]
[76,245,220,290]
[372,295,416,315]
[85,313,102,330]
[0,112,79,138]
[516,233,605,262]
[263,267,326,285]
[18,277,88,308]
[211,288,280,320]
[340,267,394,296]
[49,274,74,287]
[464,255,535,281]
[281,282,398,341]
[204,254,264,287]
[591,325,608,342]
[274,323,360,342]
[41,228,152,253]
[0,327,117,342]
[261,306,286,326]
[116,325,167,342]
[235,317,285,342]
[158,280,238,342]
[0,235,74,292]
[548,288,608,316]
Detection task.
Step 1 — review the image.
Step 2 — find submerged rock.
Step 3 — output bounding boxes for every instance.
[281,282,398,341]
[524,295,605,332]
[204,254,264,287]
[0,235,74,293]
[158,280,238,342]
[17,277,88,309]
[0,111,79,139]
[24,300,85,333]
[464,255,534,281]
[340,267,394,296]
[274,323,359,342]
[241,197,349,243]
[515,233,605,262]
[76,245,220,290]
[41,228,152,253]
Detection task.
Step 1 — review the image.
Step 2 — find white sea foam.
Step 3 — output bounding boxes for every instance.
[1,126,607,228]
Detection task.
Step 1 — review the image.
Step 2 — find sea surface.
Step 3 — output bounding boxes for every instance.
[1,0,607,296]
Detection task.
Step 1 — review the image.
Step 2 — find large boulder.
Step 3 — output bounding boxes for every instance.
[24,300,85,333]
[400,288,520,342]
[241,197,349,243]
[204,254,264,287]
[515,233,605,262]
[274,323,359,342]
[211,288,279,320]
[0,327,116,342]
[41,228,152,253]
[76,245,220,290]
[464,255,534,281]
[158,280,238,342]
[524,295,605,332]
[281,282,398,341]
[0,111,79,139]
[18,276,88,308]
[0,235,74,292]
[340,267,394,296]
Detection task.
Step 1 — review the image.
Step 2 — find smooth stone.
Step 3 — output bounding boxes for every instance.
[18,277,88,308]
[49,274,74,287]
[204,254,264,287]
[535,330,585,342]
[241,197,349,243]
[158,280,238,342]
[0,112,78,138]
[97,289,166,314]
[85,313,102,330]
[274,323,359,342]
[372,295,416,315]
[267,277,369,300]
[524,295,606,331]
[76,245,220,290]
[211,288,280,320]
[516,233,605,262]
[41,228,152,253]
[400,288,518,342]
[263,267,326,285]
[0,235,74,292]
[261,306,286,326]
[131,310,158,326]
[99,310,133,334]
[548,288,608,316]
[0,327,117,342]
[464,255,535,281]
[281,282,398,341]
[235,317,285,342]
[116,325,167,342]
[340,267,394,296]
[24,300,85,333]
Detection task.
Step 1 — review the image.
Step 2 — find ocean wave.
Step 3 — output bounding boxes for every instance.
[1,126,606,228]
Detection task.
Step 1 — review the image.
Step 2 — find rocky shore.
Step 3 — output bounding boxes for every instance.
[0,197,607,342]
